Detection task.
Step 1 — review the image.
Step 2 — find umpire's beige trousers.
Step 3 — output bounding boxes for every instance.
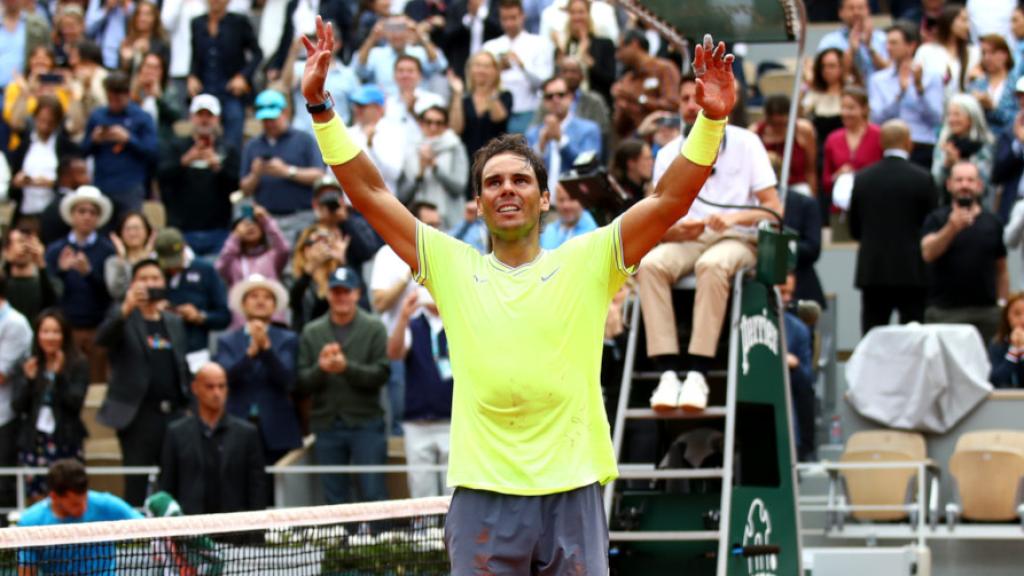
[637,231,757,358]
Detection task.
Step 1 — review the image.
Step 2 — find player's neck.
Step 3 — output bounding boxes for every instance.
[490,234,541,268]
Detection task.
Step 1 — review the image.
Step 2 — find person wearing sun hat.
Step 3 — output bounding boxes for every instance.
[45,185,117,382]
[213,273,303,463]
[239,89,325,245]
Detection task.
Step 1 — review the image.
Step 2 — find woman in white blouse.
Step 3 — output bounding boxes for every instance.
[914,3,981,96]
[7,96,78,231]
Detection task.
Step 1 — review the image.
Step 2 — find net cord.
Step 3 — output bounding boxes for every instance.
[0,496,451,549]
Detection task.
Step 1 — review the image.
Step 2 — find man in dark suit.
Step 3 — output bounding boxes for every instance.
[849,120,937,335]
[96,259,191,506]
[213,274,303,464]
[441,0,502,80]
[783,189,825,307]
[992,79,1024,223]
[160,363,267,515]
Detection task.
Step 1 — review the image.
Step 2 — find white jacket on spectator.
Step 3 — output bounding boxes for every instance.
[347,119,407,196]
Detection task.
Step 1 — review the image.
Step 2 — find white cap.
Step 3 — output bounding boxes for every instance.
[189,93,222,116]
[413,93,447,118]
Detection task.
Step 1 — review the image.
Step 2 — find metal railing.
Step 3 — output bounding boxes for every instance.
[796,460,936,547]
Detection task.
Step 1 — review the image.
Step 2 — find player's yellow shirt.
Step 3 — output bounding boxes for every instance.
[415,218,635,495]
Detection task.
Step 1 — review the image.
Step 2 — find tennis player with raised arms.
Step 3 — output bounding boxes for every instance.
[301,17,736,575]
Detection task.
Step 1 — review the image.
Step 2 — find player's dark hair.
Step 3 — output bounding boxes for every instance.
[0,269,7,300]
[471,134,550,196]
[48,459,88,495]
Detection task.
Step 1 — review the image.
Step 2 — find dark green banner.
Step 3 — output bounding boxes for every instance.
[725,279,801,576]
[640,0,800,43]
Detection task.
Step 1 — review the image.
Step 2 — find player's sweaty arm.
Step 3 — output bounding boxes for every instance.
[303,17,419,271]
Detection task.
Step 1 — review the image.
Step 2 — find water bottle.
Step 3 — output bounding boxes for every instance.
[829,415,843,445]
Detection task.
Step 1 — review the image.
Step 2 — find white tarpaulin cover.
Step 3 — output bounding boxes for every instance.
[845,323,992,433]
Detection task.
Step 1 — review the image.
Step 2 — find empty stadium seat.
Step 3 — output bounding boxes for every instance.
[836,430,934,523]
[757,70,796,98]
[947,431,1024,525]
[953,430,1024,455]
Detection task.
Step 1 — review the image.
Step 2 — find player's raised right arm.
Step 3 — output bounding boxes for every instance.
[302,17,419,271]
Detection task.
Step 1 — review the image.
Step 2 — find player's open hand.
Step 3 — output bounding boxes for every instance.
[301,16,335,104]
[692,34,736,121]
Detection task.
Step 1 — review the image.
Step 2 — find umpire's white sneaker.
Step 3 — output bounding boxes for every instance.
[678,371,709,412]
[650,371,682,412]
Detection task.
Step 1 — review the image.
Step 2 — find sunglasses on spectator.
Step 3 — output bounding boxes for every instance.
[305,233,331,246]
[420,118,446,127]
[543,91,568,100]
[72,206,100,215]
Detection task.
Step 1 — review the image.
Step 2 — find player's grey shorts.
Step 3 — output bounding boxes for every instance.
[443,482,608,575]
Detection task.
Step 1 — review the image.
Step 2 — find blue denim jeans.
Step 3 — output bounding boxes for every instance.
[314,418,388,504]
[386,360,405,437]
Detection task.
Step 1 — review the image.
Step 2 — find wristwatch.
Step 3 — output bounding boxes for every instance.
[305,92,335,114]
[288,166,298,179]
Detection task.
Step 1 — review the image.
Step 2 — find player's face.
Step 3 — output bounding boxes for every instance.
[51,490,88,519]
[478,153,550,240]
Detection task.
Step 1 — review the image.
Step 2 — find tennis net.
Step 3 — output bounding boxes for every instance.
[0,496,451,575]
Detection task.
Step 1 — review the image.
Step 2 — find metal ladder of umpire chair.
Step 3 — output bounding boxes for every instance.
[603,271,803,575]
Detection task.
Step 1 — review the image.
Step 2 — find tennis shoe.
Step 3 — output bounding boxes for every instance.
[678,371,708,412]
[650,370,682,412]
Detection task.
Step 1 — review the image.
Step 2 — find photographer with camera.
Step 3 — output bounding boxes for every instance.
[2,227,58,321]
[154,228,230,353]
[921,160,1008,343]
[96,258,191,506]
[215,202,291,328]
[309,175,384,279]
[158,94,240,257]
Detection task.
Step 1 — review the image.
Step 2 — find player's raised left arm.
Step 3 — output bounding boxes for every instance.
[620,35,736,268]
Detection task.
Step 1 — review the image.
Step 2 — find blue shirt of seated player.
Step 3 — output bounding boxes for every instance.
[17,461,142,575]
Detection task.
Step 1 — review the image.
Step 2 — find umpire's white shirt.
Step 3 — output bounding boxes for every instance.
[653,125,778,226]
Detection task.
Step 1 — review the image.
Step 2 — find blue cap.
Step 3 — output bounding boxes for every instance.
[255,90,288,120]
[350,85,386,106]
[327,266,362,290]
